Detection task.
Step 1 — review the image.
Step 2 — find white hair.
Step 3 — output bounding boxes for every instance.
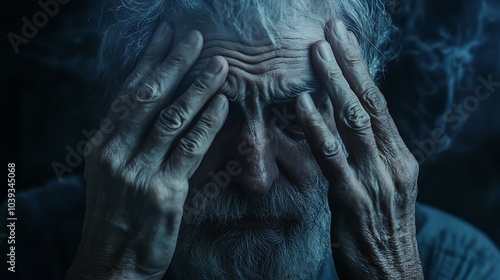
[172,168,331,279]
[98,0,398,91]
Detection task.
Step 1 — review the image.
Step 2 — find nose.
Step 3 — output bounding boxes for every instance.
[230,120,279,197]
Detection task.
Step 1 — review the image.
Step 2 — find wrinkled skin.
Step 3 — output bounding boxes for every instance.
[67,17,423,280]
[300,21,422,279]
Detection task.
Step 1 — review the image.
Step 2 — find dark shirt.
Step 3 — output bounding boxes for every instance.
[1,175,500,279]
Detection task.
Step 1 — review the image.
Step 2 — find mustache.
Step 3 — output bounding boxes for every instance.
[183,174,329,225]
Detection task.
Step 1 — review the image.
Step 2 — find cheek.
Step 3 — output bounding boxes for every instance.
[187,129,234,189]
[275,133,323,189]
[274,102,334,187]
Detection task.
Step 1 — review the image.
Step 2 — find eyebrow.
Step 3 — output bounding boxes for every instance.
[270,78,325,104]
[216,76,326,103]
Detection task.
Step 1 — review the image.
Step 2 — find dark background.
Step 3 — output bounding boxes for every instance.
[1,0,499,247]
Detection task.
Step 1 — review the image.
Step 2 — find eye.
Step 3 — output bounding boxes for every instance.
[268,102,305,138]
[283,120,305,137]
[269,101,328,138]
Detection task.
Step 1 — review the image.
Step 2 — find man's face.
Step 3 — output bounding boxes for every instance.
[171,17,336,279]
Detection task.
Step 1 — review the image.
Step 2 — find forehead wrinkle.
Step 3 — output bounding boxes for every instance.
[202,40,277,57]
[183,64,321,103]
[198,48,308,76]
[180,32,321,103]
[202,38,313,55]
[219,74,247,101]
[218,72,323,104]
[182,61,321,105]
[179,61,247,102]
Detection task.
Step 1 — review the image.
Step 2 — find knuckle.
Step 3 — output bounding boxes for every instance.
[122,161,143,184]
[142,50,157,62]
[96,146,123,174]
[326,67,344,83]
[178,135,203,156]
[133,83,161,103]
[395,156,419,189]
[122,66,159,94]
[320,138,342,157]
[148,189,181,214]
[177,115,216,156]
[159,105,187,132]
[406,156,420,181]
[141,50,158,63]
[343,102,371,130]
[198,113,218,129]
[362,87,387,113]
[342,44,362,66]
[166,52,186,68]
[190,77,211,94]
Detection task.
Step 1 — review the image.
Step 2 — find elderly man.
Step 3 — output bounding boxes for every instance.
[3,0,500,279]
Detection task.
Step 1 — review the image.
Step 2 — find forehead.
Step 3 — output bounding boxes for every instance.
[174,18,326,103]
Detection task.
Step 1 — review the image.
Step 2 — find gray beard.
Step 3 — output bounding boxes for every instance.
[171,174,331,279]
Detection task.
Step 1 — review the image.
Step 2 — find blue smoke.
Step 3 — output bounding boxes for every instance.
[388,0,500,157]
[24,1,101,82]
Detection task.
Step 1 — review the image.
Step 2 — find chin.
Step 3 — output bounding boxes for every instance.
[173,174,332,279]
[171,208,331,280]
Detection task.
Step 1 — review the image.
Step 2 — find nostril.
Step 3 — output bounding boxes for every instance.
[233,153,279,197]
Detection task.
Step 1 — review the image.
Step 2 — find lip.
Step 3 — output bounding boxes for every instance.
[230,217,280,229]
[206,217,295,231]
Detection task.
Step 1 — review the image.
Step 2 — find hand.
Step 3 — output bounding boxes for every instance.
[296,20,423,279]
[67,23,229,279]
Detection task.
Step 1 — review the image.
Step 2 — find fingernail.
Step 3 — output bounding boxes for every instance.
[206,57,223,74]
[154,22,169,41]
[298,94,315,111]
[184,30,201,45]
[213,94,227,112]
[318,42,334,61]
[334,21,349,41]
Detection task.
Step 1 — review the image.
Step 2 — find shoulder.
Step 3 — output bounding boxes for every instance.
[0,175,86,280]
[416,203,500,280]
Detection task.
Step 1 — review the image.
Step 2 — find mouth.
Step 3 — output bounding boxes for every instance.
[204,216,297,232]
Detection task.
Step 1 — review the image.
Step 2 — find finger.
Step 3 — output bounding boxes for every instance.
[165,94,229,180]
[125,22,173,90]
[107,30,204,151]
[295,93,353,184]
[325,20,407,155]
[96,23,173,150]
[136,56,229,162]
[311,40,378,162]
